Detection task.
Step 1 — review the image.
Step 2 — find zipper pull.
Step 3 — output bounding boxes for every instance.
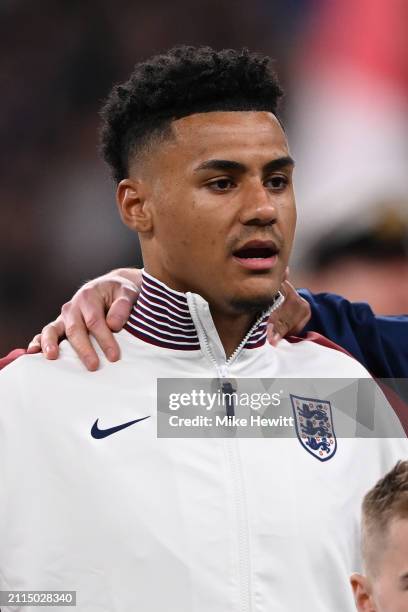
[221,381,236,418]
[217,364,236,417]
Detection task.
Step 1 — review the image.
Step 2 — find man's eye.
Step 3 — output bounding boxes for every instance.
[206,178,235,191]
[265,176,288,190]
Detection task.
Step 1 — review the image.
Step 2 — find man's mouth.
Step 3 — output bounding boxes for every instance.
[232,240,280,271]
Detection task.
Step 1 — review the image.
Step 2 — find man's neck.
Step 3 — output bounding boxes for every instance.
[208,308,257,359]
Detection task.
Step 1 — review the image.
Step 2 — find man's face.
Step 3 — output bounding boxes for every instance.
[131,111,296,314]
[352,518,408,612]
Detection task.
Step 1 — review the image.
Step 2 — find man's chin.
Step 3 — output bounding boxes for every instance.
[229,292,280,315]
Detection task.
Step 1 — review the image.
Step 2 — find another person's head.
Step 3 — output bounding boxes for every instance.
[351,461,408,612]
[100,46,296,318]
[300,208,408,315]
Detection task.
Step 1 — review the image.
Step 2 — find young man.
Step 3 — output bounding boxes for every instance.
[0,46,406,611]
[351,461,408,612]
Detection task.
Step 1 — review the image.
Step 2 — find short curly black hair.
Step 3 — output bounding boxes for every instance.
[100,45,283,183]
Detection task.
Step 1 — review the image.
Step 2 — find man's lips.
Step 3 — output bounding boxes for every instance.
[232,240,280,271]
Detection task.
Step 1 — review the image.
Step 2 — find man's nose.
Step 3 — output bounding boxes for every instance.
[239,181,278,226]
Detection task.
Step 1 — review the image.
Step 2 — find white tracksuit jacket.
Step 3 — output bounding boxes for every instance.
[0,271,406,612]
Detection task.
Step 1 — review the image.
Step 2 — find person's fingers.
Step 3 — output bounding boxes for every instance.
[78,296,121,362]
[59,275,140,368]
[39,318,66,359]
[282,280,311,335]
[267,317,291,346]
[27,334,42,354]
[268,280,311,345]
[61,302,100,371]
[106,291,137,332]
[266,323,279,347]
[25,270,142,367]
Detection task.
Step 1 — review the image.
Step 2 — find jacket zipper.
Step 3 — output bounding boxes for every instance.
[189,292,284,612]
[192,290,284,379]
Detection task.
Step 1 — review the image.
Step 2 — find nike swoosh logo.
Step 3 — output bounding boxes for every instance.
[91,416,150,439]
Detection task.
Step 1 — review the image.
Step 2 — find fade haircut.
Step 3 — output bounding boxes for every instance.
[362,461,408,577]
[100,45,283,183]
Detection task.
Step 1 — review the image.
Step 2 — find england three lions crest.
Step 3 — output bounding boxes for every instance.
[290,395,337,462]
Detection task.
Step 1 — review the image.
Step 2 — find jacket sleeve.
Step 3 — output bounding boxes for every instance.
[299,290,408,378]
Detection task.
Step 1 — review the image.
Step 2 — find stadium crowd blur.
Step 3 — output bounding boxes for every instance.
[1,0,407,354]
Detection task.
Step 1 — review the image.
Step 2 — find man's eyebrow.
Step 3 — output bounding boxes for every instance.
[194,160,246,173]
[193,156,295,174]
[263,156,295,173]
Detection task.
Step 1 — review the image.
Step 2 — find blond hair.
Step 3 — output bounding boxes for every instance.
[362,461,408,576]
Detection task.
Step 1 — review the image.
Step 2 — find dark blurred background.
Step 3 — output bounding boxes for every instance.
[1,0,407,354]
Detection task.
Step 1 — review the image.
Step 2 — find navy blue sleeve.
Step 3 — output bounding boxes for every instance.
[298,289,408,378]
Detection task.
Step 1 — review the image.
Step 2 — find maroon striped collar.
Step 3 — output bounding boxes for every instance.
[124,271,270,351]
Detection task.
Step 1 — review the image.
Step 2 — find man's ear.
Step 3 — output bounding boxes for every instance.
[116,178,153,233]
[350,573,376,611]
